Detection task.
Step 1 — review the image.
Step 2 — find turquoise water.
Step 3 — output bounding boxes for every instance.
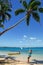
[0,47,43,55]
[0,47,43,61]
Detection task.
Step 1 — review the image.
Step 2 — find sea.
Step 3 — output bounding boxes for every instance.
[0,47,43,61]
[0,47,43,54]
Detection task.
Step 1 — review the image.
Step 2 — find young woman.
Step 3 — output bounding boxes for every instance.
[28,50,32,63]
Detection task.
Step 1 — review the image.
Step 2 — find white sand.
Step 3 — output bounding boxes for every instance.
[0,53,43,65]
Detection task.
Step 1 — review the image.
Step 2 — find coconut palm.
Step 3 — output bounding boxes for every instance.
[15,0,43,25]
[0,0,11,28]
[0,0,43,36]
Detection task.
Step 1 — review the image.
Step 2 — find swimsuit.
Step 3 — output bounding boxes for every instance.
[28,52,32,57]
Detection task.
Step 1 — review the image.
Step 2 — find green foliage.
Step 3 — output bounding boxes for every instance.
[0,0,43,29]
[32,12,40,22]
[0,0,12,28]
[5,12,11,19]
[29,1,41,9]
[29,0,35,4]
[17,0,43,26]
[32,5,38,11]
[0,24,4,28]
[15,9,25,15]
[39,8,43,13]
[23,1,27,9]
[7,8,12,12]
[0,21,4,28]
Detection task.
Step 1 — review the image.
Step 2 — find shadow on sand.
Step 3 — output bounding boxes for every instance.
[30,59,43,65]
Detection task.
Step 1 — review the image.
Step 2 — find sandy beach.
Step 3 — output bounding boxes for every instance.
[0,59,43,65]
[0,54,43,65]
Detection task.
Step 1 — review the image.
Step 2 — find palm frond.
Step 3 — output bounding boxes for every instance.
[23,1,27,9]
[32,5,38,11]
[29,1,41,9]
[7,8,12,12]
[2,14,5,22]
[2,4,9,11]
[15,9,25,15]
[5,12,11,19]
[29,0,35,4]
[0,20,3,25]
[32,12,40,22]
[0,20,2,23]
[0,0,11,28]
[0,24,4,28]
[39,8,43,13]
[0,2,11,19]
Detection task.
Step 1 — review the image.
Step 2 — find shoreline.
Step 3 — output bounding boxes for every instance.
[0,52,43,65]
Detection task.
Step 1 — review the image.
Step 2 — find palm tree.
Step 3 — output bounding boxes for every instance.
[0,0,43,36]
[15,0,43,25]
[0,0,11,28]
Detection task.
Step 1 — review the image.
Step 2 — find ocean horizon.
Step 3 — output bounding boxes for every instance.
[0,47,43,54]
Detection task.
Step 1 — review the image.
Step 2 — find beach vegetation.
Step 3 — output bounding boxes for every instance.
[0,0,43,36]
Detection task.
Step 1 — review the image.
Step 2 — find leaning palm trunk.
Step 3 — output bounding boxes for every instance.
[0,15,27,36]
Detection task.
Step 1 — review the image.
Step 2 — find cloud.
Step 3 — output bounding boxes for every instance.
[30,37,36,40]
[19,41,22,43]
[24,35,27,38]
[22,35,28,41]
[19,35,28,44]
[37,40,42,42]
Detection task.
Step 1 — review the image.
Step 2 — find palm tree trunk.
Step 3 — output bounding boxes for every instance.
[0,16,26,36]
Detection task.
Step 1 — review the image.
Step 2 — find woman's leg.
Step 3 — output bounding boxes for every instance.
[28,57,30,63]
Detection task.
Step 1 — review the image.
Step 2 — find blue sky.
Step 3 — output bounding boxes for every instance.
[0,0,43,47]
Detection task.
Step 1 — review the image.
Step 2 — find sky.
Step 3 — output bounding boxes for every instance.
[0,0,43,47]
